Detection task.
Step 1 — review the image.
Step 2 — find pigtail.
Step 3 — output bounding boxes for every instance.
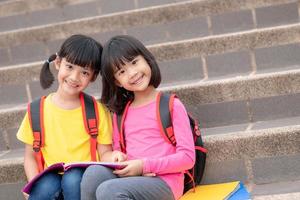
[40,54,57,89]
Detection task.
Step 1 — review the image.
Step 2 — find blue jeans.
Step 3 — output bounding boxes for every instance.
[29,168,85,200]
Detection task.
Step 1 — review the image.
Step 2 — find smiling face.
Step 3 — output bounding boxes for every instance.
[55,57,94,97]
[113,55,152,93]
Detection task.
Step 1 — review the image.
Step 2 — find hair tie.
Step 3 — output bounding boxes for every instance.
[46,60,50,64]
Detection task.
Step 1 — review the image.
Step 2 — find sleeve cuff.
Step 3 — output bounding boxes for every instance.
[142,158,151,174]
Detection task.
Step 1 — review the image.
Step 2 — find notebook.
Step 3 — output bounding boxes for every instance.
[22,161,126,195]
[180,181,251,200]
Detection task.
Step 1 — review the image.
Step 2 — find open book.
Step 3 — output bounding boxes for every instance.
[180,181,251,200]
[22,161,126,195]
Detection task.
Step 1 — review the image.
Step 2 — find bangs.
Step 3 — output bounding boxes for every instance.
[59,35,102,70]
[107,38,141,71]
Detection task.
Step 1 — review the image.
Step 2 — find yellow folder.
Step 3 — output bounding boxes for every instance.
[180,181,240,200]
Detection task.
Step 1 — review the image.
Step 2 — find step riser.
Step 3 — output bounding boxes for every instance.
[3,39,300,82]
[1,23,300,74]
[0,0,295,17]
[151,24,300,61]
[1,128,299,186]
[0,1,300,48]
[203,153,300,185]
[0,162,25,184]
[2,71,300,150]
[0,182,24,200]
[0,0,91,17]
[169,70,300,104]
[2,64,300,103]
[203,128,300,184]
[0,0,298,32]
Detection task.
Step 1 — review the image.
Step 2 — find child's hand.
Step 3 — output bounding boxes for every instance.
[112,150,127,162]
[113,159,143,177]
[23,192,29,200]
[143,173,156,177]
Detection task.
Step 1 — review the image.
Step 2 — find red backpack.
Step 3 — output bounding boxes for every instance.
[27,92,99,173]
[116,92,207,193]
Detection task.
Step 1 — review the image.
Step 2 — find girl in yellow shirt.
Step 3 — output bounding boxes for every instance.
[17,34,125,200]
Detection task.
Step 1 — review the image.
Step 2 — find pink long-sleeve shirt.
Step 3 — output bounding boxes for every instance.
[113,98,195,200]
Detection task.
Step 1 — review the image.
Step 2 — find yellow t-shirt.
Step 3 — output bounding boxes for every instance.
[17,94,112,168]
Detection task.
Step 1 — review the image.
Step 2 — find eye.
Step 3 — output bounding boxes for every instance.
[66,65,73,70]
[117,69,125,76]
[132,59,138,65]
[81,70,90,77]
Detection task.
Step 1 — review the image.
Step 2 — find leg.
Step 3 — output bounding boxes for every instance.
[61,167,85,200]
[96,176,174,200]
[29,172,62,200]
[81,165,117,200]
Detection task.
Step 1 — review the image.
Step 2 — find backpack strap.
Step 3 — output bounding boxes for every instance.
[28,96,46,173]
[28,93,99,172]
[80,92,99,162]
[158,92,200,191]
[116,101,132,153]
[116,92,177,152]
[156,92,177,146]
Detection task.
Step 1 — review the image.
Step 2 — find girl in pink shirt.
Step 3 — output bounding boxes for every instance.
[81,35,195,200]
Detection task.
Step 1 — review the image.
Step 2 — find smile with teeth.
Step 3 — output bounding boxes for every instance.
[65,80,79,88]
[131,75,144,85]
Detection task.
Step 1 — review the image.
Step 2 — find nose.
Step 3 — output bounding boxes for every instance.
[69,70,80,81]
[127,67,137,78]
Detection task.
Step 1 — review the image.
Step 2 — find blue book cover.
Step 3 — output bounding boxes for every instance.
[228,182,251,200]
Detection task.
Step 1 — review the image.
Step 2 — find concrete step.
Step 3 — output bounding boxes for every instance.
[203,125,300,185]
[1,21,300,71]
[1,69,300,147]
[0,24,300,108]
[0,0,97,17]
[0,0,298,32]
[1,60,300,107]
[254,193,300,200]
[0,182,24,200]
[1,123,299,191]
[0,0,299,47]
[0,0,184,18]
[1,182,300,200]
[251,180,300,199]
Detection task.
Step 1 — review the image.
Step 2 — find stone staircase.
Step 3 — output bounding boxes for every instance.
[0,0,300,199]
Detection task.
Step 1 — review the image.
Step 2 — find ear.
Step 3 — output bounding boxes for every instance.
[54,56,61,70]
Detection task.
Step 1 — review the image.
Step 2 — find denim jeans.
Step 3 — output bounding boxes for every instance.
[29,167,85,200]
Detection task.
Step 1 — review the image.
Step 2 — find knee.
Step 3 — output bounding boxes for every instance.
[96,181,112,199]
[61,168,84,190]
[29,173,61,199]
[82,165,100,181]
[81,165,116,196]
[84,165,114,177]
[96,181,129,199]
[82,165,116,185]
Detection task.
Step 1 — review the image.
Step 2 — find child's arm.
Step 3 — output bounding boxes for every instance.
[115,99,195,176]
[97,144,127,162]
[24,144,39,182]
[142,99,196,175]
[97,103,126,162]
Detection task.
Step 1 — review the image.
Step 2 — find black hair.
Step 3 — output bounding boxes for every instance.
[40,34,103,89]
[101,35,161,114]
